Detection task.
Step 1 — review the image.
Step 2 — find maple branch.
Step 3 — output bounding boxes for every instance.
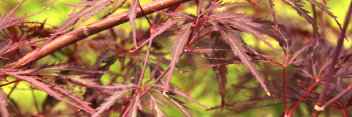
[315,0,352,111]
[5,0,191,69]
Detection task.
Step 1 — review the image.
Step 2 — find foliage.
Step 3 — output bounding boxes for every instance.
[0,0,351,116]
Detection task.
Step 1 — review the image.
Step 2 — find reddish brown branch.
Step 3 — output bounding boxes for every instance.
[315,0,352,111]
[5,0,191,69]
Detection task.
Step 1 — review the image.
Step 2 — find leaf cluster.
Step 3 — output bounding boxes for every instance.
[0,0,351,116]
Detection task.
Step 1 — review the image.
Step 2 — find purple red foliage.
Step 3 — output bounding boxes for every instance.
[0,0,351,116]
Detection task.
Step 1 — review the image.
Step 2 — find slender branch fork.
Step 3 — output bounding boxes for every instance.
[4,0,191,69]
[3,0,351,116]
[314,0,352,114]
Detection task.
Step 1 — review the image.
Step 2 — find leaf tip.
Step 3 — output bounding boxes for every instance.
[314,104,325,111]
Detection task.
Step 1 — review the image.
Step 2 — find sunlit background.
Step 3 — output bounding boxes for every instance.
[0,0,351,116]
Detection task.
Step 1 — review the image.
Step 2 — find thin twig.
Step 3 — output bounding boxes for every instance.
[315,0,352,111]
[4,0,191,69]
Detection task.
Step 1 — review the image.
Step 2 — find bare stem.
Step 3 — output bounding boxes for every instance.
[288,79,319,116]
[283,66,288,116]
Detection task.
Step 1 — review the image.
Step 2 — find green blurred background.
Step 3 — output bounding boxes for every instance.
[0,0,350,116]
